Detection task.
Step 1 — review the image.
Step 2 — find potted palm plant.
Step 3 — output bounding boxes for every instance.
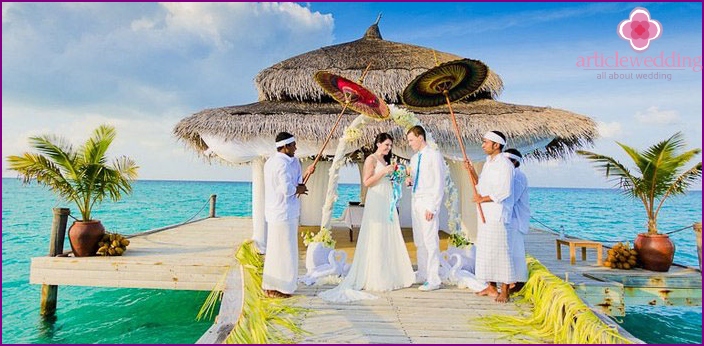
[7,124,138,257]
[578,132,701,272]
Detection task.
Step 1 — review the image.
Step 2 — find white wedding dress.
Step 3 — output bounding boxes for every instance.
[319,160,415,303]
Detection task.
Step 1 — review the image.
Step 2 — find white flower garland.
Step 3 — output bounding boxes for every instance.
[315,105,462,249]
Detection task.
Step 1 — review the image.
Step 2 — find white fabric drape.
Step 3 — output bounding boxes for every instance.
[201,134,351,164]
[447,161,483,242]
[251,157,267,253]
[299,160,331,226]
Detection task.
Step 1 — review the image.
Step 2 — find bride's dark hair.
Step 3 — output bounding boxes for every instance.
[373,132,393,164]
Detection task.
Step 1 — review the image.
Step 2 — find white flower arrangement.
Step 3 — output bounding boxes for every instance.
[302,227,336,248]
[388,104,419,131]
[443,163,469,248]
[342,127,363,142]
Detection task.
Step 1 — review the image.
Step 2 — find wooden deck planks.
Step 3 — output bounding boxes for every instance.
[293,280,534,344]
[29,217,248,290]
[525,229,701,315]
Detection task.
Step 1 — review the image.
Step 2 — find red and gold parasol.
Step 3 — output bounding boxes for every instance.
[402,58,489,223]
[303,67,388,184]
[314,71,389,119]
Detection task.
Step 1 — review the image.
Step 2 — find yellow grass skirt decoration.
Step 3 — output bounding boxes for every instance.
[479,256,633,344]
[197,240,308,344]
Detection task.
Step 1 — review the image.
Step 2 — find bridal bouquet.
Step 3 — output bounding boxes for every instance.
[387,161,408,183]
[387,160,408,221]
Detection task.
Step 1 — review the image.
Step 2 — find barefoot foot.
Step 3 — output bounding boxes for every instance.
[477,286,499,297]
[495,291,510,303]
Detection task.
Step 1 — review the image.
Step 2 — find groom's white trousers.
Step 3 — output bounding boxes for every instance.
[411,200,441,287]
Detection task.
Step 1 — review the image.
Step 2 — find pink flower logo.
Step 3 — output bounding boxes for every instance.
[618,7,662,52]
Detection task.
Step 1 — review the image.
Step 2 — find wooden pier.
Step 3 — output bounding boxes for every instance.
[29,216,700,343]
[30,217,246,290]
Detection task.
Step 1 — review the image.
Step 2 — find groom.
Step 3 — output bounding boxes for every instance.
[406,126,446,291]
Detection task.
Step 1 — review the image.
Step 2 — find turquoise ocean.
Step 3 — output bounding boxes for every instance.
[2,178,701,344]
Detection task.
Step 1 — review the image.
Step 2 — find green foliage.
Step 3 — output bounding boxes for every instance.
[479,257,634,344]
[196,271,226,322]
[223,240,308,344]
[448,232,471,248]
[6,124,138,221]
[577,132,701,234]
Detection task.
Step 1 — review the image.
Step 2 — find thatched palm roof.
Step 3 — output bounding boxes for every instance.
[174,99,596,162]
[174,21,597,164]
[255,23,503,104]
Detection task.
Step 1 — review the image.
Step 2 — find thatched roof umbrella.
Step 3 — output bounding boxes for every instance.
[174,22,596,163]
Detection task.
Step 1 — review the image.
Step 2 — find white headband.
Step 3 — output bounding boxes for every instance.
[504,152,522,163]
[275,137,295,147]
[483,131,506,146]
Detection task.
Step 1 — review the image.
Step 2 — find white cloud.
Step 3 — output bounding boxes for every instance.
[597,121,623,138]
[1,2,334,112]
[0,101,246,181]
[2,2,335,181]
[634,106,680,125]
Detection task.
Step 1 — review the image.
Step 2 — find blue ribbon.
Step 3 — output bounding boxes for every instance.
[413,153,422,193]
[390,179,403,221]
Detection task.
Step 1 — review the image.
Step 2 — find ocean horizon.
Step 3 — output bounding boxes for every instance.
[2,178,701,344]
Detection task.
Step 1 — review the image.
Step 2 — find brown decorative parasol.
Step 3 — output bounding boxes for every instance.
[304,66,389,183]
[402,58,489,223]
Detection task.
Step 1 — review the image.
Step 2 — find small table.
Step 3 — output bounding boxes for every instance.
[341,205,364,241]
[556,238,603,265]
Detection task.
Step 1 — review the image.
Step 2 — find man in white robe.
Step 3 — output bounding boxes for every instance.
[505,148,530,292]
[262,132,313,298]
[467,130,516,303]
[406,125,446,291]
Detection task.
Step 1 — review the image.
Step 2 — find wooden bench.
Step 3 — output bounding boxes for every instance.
[556,238,603,265]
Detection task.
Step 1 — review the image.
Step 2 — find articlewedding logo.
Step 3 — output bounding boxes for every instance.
[617,7,662,52]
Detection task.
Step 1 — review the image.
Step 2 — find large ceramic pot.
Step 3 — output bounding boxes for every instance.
[634,233,675,272]
[68,220,106,257]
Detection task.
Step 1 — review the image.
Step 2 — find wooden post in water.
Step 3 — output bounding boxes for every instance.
[209,194,217,218]
[40,208,70,317]
[694,222,702,271]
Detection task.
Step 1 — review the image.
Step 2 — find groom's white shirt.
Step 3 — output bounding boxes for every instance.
[409,145,446,213]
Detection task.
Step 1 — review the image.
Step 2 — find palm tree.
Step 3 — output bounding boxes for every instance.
[577,132,701,235]
[6,124,139,221]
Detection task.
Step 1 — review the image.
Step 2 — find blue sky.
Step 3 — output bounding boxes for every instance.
[2,2,702,188]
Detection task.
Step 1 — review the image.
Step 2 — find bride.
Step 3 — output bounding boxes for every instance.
[318,133,415,303]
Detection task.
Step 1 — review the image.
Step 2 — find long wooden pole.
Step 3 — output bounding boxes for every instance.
[443,91,486,223]
[303,102,350,184]
[40,207,70,317]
